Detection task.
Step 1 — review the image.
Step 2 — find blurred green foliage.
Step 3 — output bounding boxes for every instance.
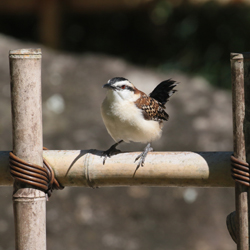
[63,1,250,89]
[157,1,249,89]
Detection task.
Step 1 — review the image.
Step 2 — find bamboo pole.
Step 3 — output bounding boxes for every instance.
[231,52,250,249]
[0,150,234,187]
[9,49,46,250]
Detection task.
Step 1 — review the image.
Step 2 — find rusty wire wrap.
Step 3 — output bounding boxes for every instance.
[9,149,64,197]
[231,155,250,187]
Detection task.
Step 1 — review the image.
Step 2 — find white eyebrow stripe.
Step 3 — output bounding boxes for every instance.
[113,80,134,88]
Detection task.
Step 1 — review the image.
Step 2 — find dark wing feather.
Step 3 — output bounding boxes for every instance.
[149,79,178,105]
[135,94,169,121]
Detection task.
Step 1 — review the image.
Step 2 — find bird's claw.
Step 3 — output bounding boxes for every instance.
[102,147,121,165]
[134,152,145,167]
[132,156,145,178]
[102,153,108,165]
[133,144,153,177]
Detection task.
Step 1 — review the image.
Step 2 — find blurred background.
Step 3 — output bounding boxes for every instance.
[0,0,244,249]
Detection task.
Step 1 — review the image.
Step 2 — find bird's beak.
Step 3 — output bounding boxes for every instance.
[103,83,110,88]
[103,83,114,89]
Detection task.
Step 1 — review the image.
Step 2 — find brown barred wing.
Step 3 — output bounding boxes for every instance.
[135,94,169,121]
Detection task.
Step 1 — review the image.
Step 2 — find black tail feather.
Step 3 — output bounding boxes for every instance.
[149,79,178,105]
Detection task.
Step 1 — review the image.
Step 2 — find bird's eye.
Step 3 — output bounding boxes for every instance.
[121,85,126,89]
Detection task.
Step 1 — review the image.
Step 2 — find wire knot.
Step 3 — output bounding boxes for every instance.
[231,154,250,187]
[9,148,64,198]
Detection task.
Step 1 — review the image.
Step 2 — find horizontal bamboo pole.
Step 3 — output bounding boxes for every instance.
[1,150,234,188]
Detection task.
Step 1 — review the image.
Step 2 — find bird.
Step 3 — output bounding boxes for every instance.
[101,77,178,176]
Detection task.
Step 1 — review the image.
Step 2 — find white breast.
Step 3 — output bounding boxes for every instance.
[101,91,162,143]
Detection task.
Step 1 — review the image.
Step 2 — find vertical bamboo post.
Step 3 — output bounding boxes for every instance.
[231,52,250,249]
[9,49,46,250]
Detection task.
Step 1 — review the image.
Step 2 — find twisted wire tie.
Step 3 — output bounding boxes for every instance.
[9,148,64,198]
[231,155,250,187]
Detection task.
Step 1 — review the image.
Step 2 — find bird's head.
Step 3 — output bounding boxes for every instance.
[103,77,137,101]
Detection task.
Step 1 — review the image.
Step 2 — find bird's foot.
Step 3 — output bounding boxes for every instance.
[133,143,153,177]
[102,140,123,165]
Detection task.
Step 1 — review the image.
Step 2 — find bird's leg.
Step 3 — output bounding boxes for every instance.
[102,140,123,165]
[133,143,153,177]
